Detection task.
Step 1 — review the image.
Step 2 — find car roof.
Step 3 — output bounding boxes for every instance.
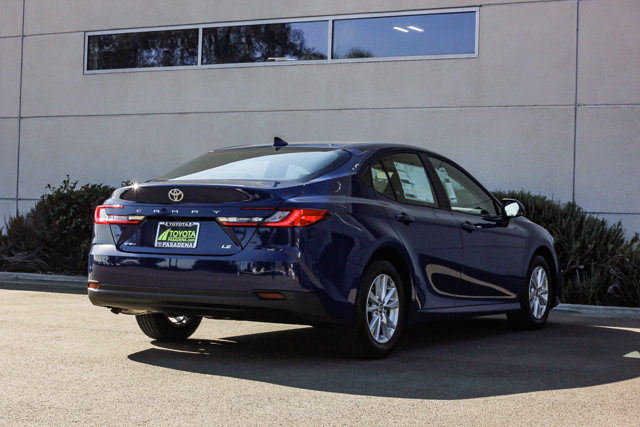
[215,141,440,156]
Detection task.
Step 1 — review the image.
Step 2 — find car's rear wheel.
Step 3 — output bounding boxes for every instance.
[507,255,552,329]
[338,259,406,358]
[135,313,202,341]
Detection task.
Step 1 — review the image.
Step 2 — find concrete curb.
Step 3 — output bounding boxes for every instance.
[0,271,87,284]
[555,303,640,318]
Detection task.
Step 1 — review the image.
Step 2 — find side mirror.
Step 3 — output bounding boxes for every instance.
[501,198,525,220]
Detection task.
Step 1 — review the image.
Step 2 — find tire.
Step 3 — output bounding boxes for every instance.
[135,313,202,341]
[338,259,406,359]
[507,255,552,330]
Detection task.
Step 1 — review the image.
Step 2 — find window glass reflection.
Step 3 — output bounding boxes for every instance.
[202,21,328,64]
[87,29,198,70]
[429,157,498,216]
[332,12,476,59]
[157,148,349,182]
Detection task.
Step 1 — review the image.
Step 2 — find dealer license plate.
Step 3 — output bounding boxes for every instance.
[154,221,200,249]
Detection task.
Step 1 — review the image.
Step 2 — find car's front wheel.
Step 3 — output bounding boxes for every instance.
[338,259,406,358]
[507,255,552,329]
[135,313,202,341]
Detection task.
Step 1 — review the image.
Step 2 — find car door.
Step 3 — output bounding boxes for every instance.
[365,152,464,310]
[427,156,525,306]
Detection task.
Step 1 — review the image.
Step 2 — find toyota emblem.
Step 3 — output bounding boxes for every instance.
[168,188,184,202]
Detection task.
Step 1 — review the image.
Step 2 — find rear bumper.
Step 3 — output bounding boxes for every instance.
[88,243,351,325]
[88,285,338,326]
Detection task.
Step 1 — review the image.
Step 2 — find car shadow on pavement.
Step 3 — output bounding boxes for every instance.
[128,312,640,399]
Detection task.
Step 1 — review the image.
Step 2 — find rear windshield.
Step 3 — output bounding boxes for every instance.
[155,147,351,182]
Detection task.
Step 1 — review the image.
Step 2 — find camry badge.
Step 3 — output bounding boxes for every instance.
[168,188,184,202]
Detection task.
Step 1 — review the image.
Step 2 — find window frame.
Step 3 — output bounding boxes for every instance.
[331,9,479,62]
[84,7,479,74]
[199,18,331,66]
[362,149,443,209]
[426,154,502,218]
[365,160,397,201]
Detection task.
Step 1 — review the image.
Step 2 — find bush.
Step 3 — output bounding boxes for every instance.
[0,176,115,275]
[494,190,640,307]
[1,178,638,307]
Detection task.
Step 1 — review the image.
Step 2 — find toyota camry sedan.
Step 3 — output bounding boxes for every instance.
[88,140,561,358]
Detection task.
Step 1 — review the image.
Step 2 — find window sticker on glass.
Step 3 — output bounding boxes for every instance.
[435,167,458,204]
[393,162,434,203]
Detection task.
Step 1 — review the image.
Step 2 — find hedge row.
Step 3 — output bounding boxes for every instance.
[494,190,639,307]
[0,177,115,275]
[0,178,638,306]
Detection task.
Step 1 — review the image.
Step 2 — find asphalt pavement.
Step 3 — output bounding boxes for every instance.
[0,282,638,425]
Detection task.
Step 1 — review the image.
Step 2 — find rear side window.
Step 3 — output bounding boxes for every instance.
[380,153,437,207]
[365,152,438,207]
[156,147,351,182]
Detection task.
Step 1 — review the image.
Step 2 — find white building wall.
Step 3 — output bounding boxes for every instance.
[1,0,639,236]
[0,0,23,38]
[0,0,23,228]
[575,0,640,235]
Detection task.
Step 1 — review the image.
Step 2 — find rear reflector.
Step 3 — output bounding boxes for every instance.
[88,282,100,289]
[256,292,285,300]
[217,216,264,226]
[94,205,142,225]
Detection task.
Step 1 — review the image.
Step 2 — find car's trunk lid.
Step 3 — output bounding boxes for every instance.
[108,181,302,256]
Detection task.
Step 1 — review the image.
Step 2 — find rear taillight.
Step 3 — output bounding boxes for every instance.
[263,209,330,227]
[94,205,143,225]
[218,209,329,227]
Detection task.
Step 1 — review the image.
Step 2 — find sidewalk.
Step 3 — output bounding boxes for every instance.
[0,271,86,283]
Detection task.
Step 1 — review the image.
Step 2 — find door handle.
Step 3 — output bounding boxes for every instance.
[461,222,481,232]
[395,213,415,225]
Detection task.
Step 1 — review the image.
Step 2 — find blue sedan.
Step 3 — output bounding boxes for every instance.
[88,140,561,358]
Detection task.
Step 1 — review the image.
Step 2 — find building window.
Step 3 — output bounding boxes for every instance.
[202,21,328,65]
[84,8,477,73]
[86,29,199,71]
[332,11,477,59]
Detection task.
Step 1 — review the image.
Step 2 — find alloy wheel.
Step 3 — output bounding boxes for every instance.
[529,266,549,320]
[366,274,400,344]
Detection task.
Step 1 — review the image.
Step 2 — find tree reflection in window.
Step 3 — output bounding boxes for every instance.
[202,21,328,64]
[87,29,198,70]
[344,47,374,58]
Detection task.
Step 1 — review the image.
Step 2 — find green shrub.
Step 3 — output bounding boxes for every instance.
[0,176,115,275]
[1,178,638,307]
[494,190,640,307]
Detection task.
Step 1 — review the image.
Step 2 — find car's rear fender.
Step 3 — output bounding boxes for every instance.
[279,190,419,323]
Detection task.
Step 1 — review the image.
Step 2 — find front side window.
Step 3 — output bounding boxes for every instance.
[379,153,438,207]
[156,147,350,182]
[429,157,498,216]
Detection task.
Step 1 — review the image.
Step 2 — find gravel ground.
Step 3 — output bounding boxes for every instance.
[0,286,638,426]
